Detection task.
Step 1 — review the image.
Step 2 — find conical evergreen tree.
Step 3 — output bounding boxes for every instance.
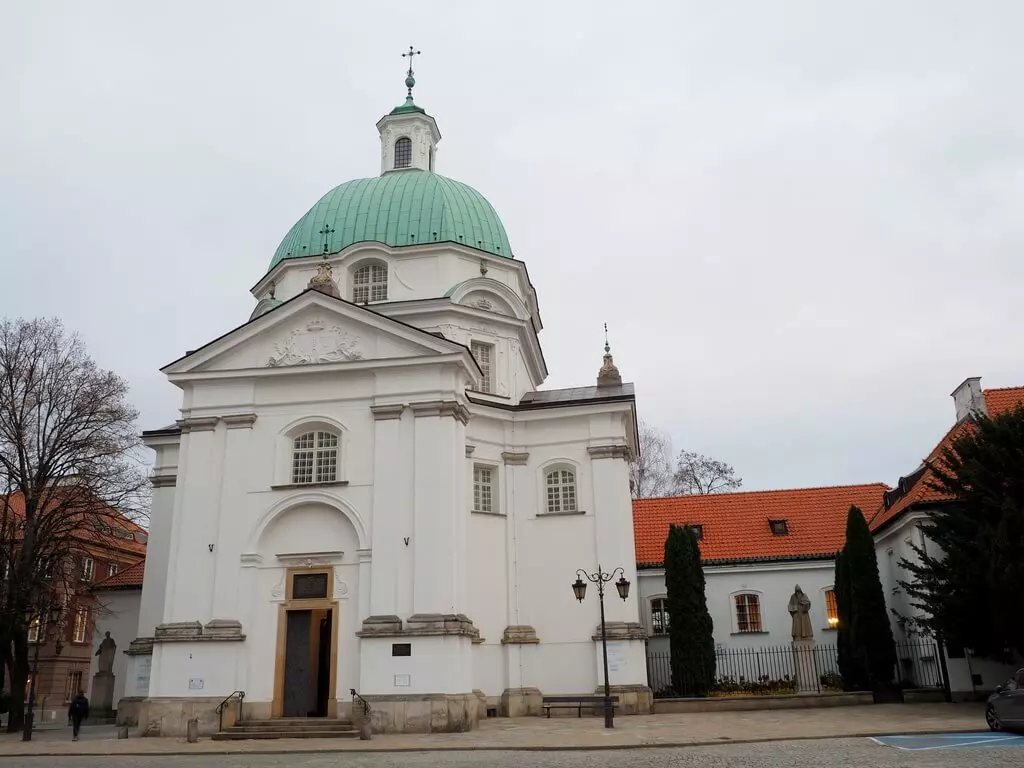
[837,506,897,690]
[664,524,716,696]
[834,547,868,689]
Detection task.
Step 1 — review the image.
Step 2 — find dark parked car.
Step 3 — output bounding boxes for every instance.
[986,668,1024,731]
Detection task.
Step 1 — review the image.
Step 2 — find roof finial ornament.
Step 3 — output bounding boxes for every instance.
[402,46,421,102]
[318,224,335,256]
[268,280,276,299]
[597,322,622,388]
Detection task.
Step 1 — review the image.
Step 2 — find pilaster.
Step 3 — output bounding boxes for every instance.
[369,405,405,616]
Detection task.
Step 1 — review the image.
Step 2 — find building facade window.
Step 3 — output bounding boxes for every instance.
[545,469,577,514]
[687,524,704,541]
[470,341,493,393]
[394,137,412,169]
[292,431,339,484]
[65,670,83,701]
[108,562,119,578]
[352,263,388,303]
[72,608,88,644]
[27,615,41,643]
[651,598,669,635]
[473,465,495,513]
[824,588,839,628]
[768,519,789,536]
[82,556,94,581]
[734,593,763,633]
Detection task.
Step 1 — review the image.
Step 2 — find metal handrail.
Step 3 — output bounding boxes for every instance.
[349,688,370,717]
[215,690,245,732]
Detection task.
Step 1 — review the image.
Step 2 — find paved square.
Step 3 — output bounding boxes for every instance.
[871,732,1024,751]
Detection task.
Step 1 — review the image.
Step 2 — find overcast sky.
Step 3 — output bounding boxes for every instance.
[3,1,1023,492]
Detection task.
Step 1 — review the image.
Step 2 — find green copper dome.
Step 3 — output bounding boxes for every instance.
[270,171,513,271]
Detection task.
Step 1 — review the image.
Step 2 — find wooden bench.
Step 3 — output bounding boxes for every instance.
[541,695,619,718]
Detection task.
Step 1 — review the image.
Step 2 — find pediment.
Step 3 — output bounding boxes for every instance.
[164,291,463,375]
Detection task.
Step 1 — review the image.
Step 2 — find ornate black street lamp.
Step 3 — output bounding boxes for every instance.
[572,565,630,729]
[23,602,62,742]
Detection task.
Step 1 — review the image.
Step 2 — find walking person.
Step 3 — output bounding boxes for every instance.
[68,690,89,742]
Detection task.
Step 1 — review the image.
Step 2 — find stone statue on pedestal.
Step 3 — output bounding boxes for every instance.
[92,631,117,713]
[788,585,814,641]
[96,632,117,674]
[787,586,818,695]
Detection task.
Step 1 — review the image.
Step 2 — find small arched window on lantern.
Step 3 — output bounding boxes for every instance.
[394,137,412,169]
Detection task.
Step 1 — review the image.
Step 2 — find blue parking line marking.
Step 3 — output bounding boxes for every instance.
[871,732,1024,751]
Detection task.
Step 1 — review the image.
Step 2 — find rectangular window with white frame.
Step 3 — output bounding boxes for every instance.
[81,556,94,581]
[473,464,497,514]
[650,598,669,635]
[470,341,493,393]
[27,615,41,644]
[734,593,763,633]
[73,607,88,644]
[65,670,83,701]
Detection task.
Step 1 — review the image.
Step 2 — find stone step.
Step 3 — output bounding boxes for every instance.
[212,729,361,741]
[228,725,357,734]
[235,718,355,727]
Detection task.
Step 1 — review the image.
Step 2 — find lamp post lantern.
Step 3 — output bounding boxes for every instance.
[572,565,630,729]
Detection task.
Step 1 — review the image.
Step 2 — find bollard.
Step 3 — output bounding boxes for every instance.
[117,725,129,740]
[186,717,199,743]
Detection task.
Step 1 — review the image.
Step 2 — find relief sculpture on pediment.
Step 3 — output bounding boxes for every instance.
[266,319,364,367]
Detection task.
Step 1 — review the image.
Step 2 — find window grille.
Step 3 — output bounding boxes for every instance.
[473,465,494,512]
[394,137,412,168]
[545,469,577,513]
[734,593,763,633]
[353,263,388,303]
[471,341,493,393]
[292,431,339,484]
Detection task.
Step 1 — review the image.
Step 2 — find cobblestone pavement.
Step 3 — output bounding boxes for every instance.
[0,703,988,757]
[2,738,1024,768]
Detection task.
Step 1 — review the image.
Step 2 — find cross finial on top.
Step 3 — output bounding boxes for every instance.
[603,323,611,354]
[402,46,422,98]
[318,224,335,255]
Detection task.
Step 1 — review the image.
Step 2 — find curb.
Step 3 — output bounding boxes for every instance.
[2,728,982,758]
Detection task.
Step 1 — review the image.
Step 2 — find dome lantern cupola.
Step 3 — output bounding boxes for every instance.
[377,46,441,175]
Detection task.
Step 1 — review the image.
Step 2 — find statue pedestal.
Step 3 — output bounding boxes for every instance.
[791,639,818,695]
[92,671,116,713]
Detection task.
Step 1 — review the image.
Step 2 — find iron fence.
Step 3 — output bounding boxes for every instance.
[647,638,944,698]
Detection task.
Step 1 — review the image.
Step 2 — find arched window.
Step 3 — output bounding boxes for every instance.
[733,592,763,633]
[824,588,839,628]
[291,430,339,484]
[545,468,577,514]
[394,137,412,169]
[352,263,388,303]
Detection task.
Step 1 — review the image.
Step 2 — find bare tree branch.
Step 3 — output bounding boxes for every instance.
[673,450,743,495]
[629,419,676,498]
[0,317,148,732]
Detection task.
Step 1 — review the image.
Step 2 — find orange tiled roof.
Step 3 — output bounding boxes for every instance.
[869,386,1024,532]
[92,558,145,589]
[2,491,147,557]
[633,483,889,567]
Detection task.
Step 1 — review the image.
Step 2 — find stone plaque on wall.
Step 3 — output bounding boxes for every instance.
[606,641,626,673]
[135,656,151,693]
[292,573,329,600]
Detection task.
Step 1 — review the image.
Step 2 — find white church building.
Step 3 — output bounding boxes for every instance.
[120,73,648,735]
